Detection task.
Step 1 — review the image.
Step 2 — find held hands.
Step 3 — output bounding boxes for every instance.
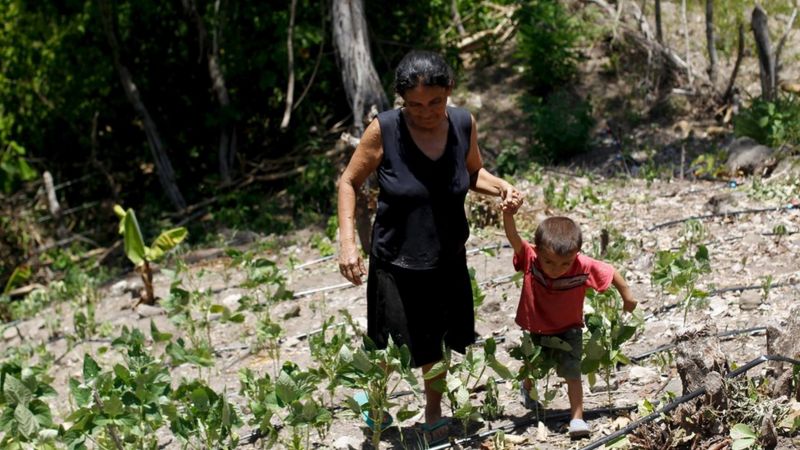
[338,242,366,285]
[500,184,524,213]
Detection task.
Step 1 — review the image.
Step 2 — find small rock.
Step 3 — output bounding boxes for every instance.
[629,366,660,385]
[110,280,129,296]
[3,326,18,341]
[222,294,241,309]
[282,305,301,320]
[610,416,631,430]
[332,435,361,449]
[536,421,548,441]
[739,290,762,311]
[136,304,163,318]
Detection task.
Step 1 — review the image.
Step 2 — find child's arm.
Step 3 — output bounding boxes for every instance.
[611,269,637,312]
[502,210,524,256]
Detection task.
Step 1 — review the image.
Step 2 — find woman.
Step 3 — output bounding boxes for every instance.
[337,50,521,442]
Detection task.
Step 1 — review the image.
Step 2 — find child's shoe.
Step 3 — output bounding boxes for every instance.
[518,385,543,411]
[568,419,590,438]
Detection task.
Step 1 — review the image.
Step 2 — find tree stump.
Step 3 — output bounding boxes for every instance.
[675,322,729,395]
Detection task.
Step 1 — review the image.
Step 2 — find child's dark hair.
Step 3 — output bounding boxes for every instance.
[394,50,454,96]
[534,216,582,255]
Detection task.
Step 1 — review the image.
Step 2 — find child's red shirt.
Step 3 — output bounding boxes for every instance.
[513,240,614,334]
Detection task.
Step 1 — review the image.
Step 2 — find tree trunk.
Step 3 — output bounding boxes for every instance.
[655,0,663,43]
[681,0,693,85]
[332,0,390,255]
[752,5,776,100]
[331,0,390,136]
[183,0,237,185]
[98,0,186,210]
[705,0,718,88]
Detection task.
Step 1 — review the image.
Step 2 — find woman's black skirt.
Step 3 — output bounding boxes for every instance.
[366,254,475,367]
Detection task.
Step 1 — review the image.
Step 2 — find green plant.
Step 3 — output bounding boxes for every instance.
[65,329,171,450]
[113,205,188,305]
[651,244,712,323]
[495,143,530,177]
[426,339,512,435]
[525,90,594,162]
[543,179,569,210]
[730,423,759,450]
[691,148,729,179]
[582,288,642,406]
[288,155,336,218]
[309,233,335,257]
[515,0,581,95]
[734,95,800,147]
[166,381,241,449]
[239,363,331,450]
[339,338,418,448]
[308,316,354,406]
[0,142,37,195]
[469,267,485,313]
[509,332,562,416]
[0,361,59,449]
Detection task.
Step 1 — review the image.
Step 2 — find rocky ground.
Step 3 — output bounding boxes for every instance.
[4,2,800,448]
[3,163,800,449]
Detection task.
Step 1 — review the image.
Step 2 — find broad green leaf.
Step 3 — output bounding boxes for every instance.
[103,397,124,417]
[423,361,448,380]
[190,387,210,411]
[147,227,188,261]
[3,375,33,407]
[82,355,101,382]
[3,265,31,295]
[14,403,38,439]
[276,371,299,405]
[122,209,146,266]
[68,379,91,407]
[487,358,514,380]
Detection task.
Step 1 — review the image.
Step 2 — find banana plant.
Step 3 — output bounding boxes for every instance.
[113,205,187,305]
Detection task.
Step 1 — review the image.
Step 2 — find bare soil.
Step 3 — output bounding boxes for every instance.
[4,2,800,449]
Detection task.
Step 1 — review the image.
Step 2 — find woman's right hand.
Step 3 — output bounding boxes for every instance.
[339,242,366,285]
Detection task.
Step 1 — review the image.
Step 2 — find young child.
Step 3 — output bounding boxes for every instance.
[503,210,637,438]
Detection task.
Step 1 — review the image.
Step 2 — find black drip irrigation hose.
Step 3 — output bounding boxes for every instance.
[627,326,768,363]
[578,354,800,450]
[646,204,797,232]
[427,405,638,450]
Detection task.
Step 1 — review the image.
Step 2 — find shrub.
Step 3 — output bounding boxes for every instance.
[525,90,594,162]
[515,0,581,95]
[734,95,800,148]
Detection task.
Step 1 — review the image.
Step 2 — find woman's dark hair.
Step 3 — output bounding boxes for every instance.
[534,216,582,255]
[394,50,454,96]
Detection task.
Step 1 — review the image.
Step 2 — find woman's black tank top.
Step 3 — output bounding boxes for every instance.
[371,106,472,269]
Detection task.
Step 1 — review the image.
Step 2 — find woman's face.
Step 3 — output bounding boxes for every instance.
[402,84,452,129]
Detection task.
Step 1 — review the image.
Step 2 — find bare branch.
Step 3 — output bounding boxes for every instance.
[280,0,298,130]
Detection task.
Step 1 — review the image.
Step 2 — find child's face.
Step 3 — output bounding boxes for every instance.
[536,246,578,279]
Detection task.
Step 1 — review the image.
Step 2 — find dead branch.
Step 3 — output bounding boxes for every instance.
[589,0,691,76]
[280,0,298,130]
[293,1,326,112]
[723,22,745,103]
[452,0,467,37]
[752,5,776,100]
[456,4,518,53]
